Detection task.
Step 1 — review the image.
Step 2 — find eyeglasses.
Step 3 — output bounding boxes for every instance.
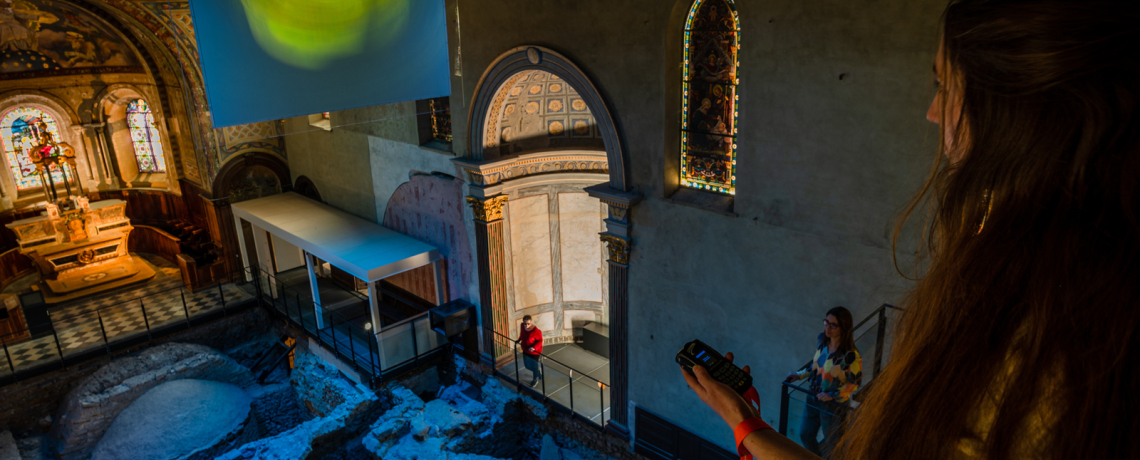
[823,319,840,329]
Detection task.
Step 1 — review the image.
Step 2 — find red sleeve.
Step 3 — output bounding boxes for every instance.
[531,329,543,354]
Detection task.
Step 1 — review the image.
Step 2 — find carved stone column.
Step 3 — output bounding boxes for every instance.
[466,195,510,363]
[586,184,641,441]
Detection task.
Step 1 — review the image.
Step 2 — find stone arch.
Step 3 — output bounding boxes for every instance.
[294,175,322,202]
[0,91,87,204]
[467,46,630,191]
[213,151,291,203]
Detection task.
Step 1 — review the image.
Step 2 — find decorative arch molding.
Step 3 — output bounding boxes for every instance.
[467,46,629,192]
[0,90,83,127]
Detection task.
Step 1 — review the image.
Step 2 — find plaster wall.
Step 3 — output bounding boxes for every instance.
[455,0,943,449]
[282,117,377,222]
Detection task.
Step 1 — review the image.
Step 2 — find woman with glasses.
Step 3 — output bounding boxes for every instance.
[783,306,862,458]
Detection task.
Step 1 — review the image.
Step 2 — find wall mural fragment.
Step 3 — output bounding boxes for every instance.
[225,164,281,203]
[0,0,143,79]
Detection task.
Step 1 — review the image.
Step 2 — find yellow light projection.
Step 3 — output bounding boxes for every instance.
[239,0,410,70]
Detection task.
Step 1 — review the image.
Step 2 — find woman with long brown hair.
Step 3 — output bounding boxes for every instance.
[783,307,861,458]
[681,0,1140,459]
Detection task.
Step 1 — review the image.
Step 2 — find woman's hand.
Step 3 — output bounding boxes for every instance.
[816,392,833,402]
[681,352,760,428]
[784,372,800,383]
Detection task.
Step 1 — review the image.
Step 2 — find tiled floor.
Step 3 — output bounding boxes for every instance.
[0,254,253,375]
[498,343,611,425]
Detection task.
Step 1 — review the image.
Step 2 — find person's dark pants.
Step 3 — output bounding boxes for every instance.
[799,395,844,458]
[522,354,543,385]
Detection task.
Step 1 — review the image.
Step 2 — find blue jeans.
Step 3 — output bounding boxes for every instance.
[522,354,543,385]
[800,395,843,458]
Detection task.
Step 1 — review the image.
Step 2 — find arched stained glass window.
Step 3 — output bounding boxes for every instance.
[681,0,739,195]
[1,107,66,190]
[126,99,167,173]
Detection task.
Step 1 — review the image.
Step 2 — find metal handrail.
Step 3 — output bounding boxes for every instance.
[777,303,904,436]
[1,266,258,384]
[483,327,609,386]
[1,266,253,338]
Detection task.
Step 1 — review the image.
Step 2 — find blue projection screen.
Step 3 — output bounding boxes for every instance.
[190,0,450,128]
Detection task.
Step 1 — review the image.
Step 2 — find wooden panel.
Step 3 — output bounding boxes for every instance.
[0,248,34,291]
[634,407,736,460]
[127,225,181,264]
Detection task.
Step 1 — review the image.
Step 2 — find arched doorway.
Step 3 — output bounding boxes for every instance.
[460,46,640,438]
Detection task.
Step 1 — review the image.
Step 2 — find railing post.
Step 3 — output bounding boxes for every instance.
[874,306,887,377]
[569,368,575,415]
[540,360,547,399]
[411,320,419,367]
[140,299,152,340]
[96,310,110,352]
[179,286,191,326]
[370,331,379,376]
[51,327,65,364]
[599,382,605,428]
[217,281,228,314]
[348,323,359,373]
[779,384,790,435]
[331,315,341,360]
[513,346,520,394]
[2,334,14,373]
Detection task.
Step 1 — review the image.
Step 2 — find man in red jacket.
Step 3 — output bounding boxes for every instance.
[517,315,543,387]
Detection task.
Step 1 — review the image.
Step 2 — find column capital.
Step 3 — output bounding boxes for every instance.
[600,233,631,266]
[466,195,508,222]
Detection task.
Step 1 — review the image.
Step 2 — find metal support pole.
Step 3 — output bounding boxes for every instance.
[330,315,340,359]
[51,326,64,363]
[2,335,14,373]
[513,347,520,393]
[96,310,109,351]
[140,299,151,339]
[412,320,419,367]
[600,382,605,428]
[179,286,191,326]
[779,384,790,435]
[874,307,887,377]
[569,369,575,414]
[218,281,228,314]
[348,322,359,372]
[540,360,547,399]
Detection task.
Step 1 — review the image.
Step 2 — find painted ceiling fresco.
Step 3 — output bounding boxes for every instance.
[0,0,143,78]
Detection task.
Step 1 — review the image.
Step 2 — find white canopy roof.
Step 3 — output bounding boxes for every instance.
[232,192,439,282]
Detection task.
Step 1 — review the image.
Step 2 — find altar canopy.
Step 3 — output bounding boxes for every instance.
[231,192,439,282]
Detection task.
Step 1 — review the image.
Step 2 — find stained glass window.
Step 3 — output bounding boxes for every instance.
[1,107,66,190]
[126,99,167,173]
[430,96,452,143]
[682,0,738,195]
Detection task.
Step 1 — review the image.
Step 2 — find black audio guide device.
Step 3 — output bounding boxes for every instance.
[676,339,753,395]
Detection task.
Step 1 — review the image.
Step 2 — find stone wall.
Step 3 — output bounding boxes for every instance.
[52,343,255,460]
[0,306,275,435]
[290,349,357,418]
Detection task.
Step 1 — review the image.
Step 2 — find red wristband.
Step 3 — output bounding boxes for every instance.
[734,417,773,458]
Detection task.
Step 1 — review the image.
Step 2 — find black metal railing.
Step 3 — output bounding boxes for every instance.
[777,303,904,437]
[0,267,258,386]
[483,327,609,430]
[254,269,452,385]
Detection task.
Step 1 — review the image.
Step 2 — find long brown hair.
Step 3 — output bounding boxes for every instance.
[838,1,1140,459]
[826,306,856,354]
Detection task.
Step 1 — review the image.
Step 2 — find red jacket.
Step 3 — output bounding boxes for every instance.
[518,325,543,356]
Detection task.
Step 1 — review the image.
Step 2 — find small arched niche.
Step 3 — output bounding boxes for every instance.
[99,87,175,189]
[482,70,606,158]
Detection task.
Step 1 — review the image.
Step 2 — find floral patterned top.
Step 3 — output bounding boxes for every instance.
[796,333,863,403]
